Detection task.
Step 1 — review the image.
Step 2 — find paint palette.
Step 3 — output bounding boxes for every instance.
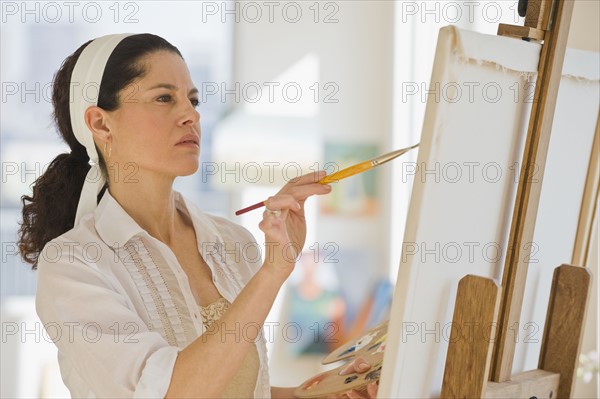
[321,320,388,364]
[294,320,388,398]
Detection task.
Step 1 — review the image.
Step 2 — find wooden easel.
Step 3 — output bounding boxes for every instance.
[440,1,597,398]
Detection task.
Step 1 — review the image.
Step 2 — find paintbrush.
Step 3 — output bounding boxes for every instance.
[235,143,419,216]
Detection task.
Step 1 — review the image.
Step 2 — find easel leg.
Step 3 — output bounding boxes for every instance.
[539,264,592,398]
[441,275,500,398]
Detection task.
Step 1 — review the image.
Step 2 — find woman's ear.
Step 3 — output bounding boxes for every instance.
[84,105,112,144]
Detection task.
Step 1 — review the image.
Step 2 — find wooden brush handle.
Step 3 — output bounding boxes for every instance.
[319,161,373,184]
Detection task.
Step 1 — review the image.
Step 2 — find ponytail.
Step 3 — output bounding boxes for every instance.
[19,151,96,267]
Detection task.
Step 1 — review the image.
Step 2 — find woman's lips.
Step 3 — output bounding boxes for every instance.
[176,134,200,146]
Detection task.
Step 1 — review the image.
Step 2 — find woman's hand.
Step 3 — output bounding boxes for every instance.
[291,357,378,399]
[338,357,379,399]
[259,171,331,275]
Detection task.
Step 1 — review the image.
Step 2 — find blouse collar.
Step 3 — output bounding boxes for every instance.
[93,189,223,249]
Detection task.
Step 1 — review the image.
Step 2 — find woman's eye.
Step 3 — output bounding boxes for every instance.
[157,94,172,103]
[190,98,200,108]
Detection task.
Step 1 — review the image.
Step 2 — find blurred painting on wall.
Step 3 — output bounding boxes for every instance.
[320,143,378,216]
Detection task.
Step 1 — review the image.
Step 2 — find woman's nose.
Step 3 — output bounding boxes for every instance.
[180,102,201,126]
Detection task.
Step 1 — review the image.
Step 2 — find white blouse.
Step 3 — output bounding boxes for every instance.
[35,190,271,398]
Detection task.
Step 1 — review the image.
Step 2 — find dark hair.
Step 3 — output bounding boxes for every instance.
[18,33,182,269]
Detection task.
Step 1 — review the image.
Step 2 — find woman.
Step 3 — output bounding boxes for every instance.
[18,33,378,398]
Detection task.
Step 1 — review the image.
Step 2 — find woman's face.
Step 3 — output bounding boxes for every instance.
[108,50,201,182]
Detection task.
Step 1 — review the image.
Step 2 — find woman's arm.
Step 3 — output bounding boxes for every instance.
[272,386,297,398]
[166,171,332,398]
[166,266,289,398]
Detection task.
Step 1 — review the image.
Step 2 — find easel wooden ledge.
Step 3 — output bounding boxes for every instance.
[440,1,596,398]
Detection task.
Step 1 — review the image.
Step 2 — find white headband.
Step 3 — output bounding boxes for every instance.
[69,33,132,226]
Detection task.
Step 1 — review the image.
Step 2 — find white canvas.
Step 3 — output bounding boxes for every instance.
[380,26,542,398]
[514,48,599,374]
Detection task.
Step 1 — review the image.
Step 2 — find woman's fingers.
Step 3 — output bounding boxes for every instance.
[264,195,301,213]
[337,358,378,399]
[283,183,332,203]
[345,382,378,399]
[263,179,332,215]
[257,170,333,274]
[287,170,327,185]
[346,389,368,399]
[366,382,378,398]
[281,171,332,197]
[339,357,371,376]
[345,390,360,399]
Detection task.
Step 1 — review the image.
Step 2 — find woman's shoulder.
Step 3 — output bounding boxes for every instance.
[36,213,109,272]
[44,211,101,244]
